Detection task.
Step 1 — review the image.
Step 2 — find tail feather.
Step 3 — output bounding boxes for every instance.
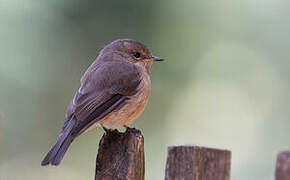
[41,119,76,166]
[50,134,74,166]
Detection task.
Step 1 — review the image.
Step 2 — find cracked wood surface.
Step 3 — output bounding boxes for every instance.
[165,145,231,180]
[95,128,144,180]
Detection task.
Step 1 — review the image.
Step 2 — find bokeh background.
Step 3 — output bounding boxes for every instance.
[1,0,290,179]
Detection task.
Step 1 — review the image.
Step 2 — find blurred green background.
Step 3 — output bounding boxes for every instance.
[1,0,290,179]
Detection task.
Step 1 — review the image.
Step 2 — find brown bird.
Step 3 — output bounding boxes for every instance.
[41,39,163,166]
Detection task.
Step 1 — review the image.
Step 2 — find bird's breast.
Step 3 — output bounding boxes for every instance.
[100,71,151,129]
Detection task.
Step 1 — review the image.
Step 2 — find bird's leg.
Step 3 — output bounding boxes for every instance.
[102,126,111,134]
[102,126,119,135]
[124,125,135,132]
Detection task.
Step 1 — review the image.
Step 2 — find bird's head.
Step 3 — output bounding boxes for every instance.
[100,39,163,71]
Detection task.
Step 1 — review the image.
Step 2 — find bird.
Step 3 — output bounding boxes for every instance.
[41,39,163,166]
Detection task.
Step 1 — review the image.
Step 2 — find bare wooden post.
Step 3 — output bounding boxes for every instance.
[165,145,231,180]
[275,151,290,180]
[95,128,145,180]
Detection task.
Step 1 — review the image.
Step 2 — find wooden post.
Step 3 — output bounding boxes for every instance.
[165,145,231,180]
[95,128,145,180]
[275,151,290,180]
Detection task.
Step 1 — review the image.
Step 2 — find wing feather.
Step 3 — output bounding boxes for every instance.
[60,59,141,136]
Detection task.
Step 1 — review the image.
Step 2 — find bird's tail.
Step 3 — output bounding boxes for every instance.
[41,119,76,166]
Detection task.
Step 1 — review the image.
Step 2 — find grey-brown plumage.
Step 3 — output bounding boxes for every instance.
[41,39,163,166]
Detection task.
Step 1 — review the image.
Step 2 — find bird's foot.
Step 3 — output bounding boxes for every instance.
[102,126,112,134]
[102,126,119,135]
[124,125,136,132]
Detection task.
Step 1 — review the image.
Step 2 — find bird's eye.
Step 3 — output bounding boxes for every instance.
[133,52,141,58]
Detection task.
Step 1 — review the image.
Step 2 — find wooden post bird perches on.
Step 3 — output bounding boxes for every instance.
[95,128,145,180]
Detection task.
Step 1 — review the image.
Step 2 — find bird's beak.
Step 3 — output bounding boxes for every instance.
[150,56,164,62]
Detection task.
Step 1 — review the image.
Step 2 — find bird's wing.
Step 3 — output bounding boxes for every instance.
[60,59,141,136]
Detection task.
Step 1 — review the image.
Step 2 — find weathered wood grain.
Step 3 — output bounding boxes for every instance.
[95,128,145,180]
[165,145,231,180]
